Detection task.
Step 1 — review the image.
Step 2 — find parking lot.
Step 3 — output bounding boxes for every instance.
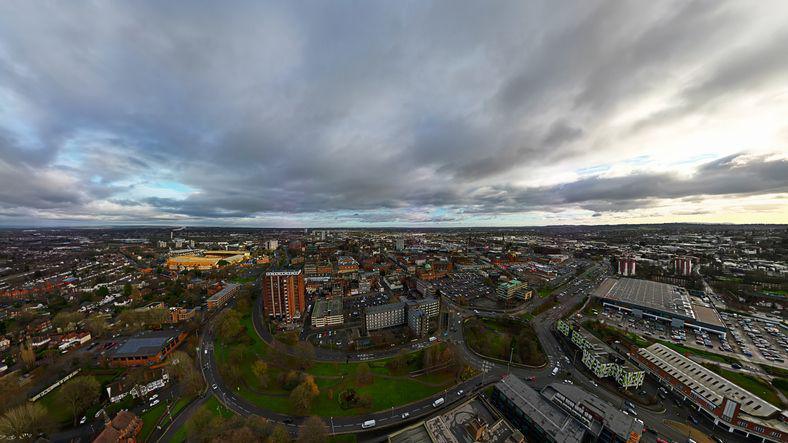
[722,312,787,364]
[433,272,494,304]
[597,307,788,369]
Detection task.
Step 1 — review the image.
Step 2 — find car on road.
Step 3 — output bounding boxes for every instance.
[551,367,559,376]
[527,376,536,382]
[361,419,376,429]
[432,398,445,407]
[283,418,293,424]
[457,389,464,396]
[563,379,573,385]
[79,416,86,424]
[212,384,218,390]
[401,412,410,419]
[150,399,160,407]
[689,415,699,425]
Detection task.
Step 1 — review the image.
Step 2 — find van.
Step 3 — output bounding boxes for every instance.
[433,398,445,407]
[361,420,376,429]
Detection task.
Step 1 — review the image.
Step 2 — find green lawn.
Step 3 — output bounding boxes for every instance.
[537,288,553,298]
[139,402,168,442]
[463,318,546,366]
[215,313,457,417]
[171,396,235,443]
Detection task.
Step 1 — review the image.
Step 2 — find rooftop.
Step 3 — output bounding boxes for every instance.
[312,298,343,318]
[206,283,239,302]
[113,329,181,358]
[594,277,724,329]
[639,343,782,419]
[366,301,405,315]
[495,376,587,443]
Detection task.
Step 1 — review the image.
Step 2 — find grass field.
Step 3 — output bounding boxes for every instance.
[214,313,457,416]
[139,401,168,441]
[171,396,235,443]
[463,317,546,366]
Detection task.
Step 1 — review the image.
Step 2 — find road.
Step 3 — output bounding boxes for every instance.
[200,298,490,435]
[187,268,754,443]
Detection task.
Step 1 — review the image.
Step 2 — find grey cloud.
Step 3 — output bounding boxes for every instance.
[0,1,785,225]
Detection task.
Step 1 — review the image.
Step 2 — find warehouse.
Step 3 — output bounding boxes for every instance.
[594,277,727,337]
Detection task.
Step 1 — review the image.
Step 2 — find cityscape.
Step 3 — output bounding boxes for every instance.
[0,1,787,443]
[0,226,785,443]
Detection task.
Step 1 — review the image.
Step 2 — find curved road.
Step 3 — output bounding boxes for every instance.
[198,274,749,442]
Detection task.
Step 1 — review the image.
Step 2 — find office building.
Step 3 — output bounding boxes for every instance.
[491,376,643,443]
[408,308,428,337]
[311,298,344,328]
[415,279,435,297]
[265,239,278,251]
[496,280,532,301]
[556,320,644,388]
[263,268,306,322]
[206,283,240,309]
[395,238,405,251]
[365,302,405,331]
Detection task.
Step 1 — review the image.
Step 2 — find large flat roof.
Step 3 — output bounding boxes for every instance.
[639,343,782,420]
[594,278,724,329]
[207,283,239,302]
[313,298,343,318]
[494,376,586,443]
[113,330,181,358]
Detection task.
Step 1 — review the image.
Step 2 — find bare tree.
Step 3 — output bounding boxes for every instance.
[57,376,101,426]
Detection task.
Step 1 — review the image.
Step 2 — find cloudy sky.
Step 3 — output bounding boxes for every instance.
[0,1,787,227]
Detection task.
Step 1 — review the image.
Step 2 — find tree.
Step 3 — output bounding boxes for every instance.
[167,351,204,396]
[216,309,244,342]
[267,424,291,443]
[252,360,269,389]
[122,282,133,297]
[293,341,315,369]
[0,402,53,440]
[297,416,327,443]
[19,342,35,370]
[0,373,23,414]
[57,376,101,426]
[289,375,319,414]
[95,286,109,298]
[84,314,108,338]
[53,311,84,332]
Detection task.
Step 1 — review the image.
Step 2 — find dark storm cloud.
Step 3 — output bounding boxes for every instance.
[0,0,785,224]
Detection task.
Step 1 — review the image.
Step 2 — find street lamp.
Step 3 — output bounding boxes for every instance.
[330,416,334,434]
